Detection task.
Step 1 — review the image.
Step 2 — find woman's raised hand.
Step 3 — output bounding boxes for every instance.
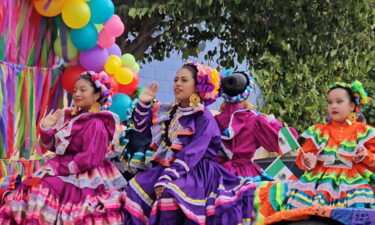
[41,109,63,129]
[139,82,159,103]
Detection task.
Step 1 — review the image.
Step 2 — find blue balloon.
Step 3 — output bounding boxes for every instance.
[88,0,114,24]
[109,93,132,122]
[71,23,98,50]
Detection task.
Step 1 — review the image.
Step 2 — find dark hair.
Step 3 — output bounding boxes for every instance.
[329,86,357,111]
[181,65,198,84]
[77,74,103,103]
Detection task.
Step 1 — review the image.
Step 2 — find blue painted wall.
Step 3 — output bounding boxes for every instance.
[137,40,264,110]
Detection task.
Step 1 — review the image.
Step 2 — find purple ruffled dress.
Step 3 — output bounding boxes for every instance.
[123,102,255,225]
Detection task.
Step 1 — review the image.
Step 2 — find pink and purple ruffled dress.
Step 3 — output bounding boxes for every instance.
[0,109,127,225]
[215,103,298,181]
[123,101,255,225]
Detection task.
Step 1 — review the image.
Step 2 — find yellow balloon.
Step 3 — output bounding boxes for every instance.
[115,67,134,85]
[108,55,122,65]
[62,0,91,29]
[34,0,65,17]
[104,59,121,75]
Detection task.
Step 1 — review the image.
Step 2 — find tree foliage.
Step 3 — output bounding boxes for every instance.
[114,0,375,131]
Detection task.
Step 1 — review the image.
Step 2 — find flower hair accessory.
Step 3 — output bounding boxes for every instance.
[183,62,220,106]
[220,69,254,103]
[81,71,114,110]
[329,80,370,113]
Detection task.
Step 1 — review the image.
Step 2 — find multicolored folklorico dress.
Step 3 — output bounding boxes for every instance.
[215,103,297,181]
[287,120,375,208]
[0,109,127,225]
[254,120,375,224]
[124,101,255,225]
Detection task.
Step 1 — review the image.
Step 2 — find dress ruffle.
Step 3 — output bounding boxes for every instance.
[302,123,375,168]
[124,161,255,225]
[0,182,125,225]
[288,123,375,209]
[0,110,127,224]
[53,110,119,156]
[149,103,204,167]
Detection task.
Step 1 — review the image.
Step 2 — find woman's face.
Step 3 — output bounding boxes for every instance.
[173,68,197,105]
[73,79,100,110]
[327,88,355,123]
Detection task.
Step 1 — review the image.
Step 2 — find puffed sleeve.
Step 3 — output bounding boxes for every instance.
[39,126,58,151]
[133,101,153,138]
[254,115,298,153]
[58,118,112,175]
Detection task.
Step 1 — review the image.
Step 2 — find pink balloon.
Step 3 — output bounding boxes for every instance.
[98,29,115,48]
[104,15,125,37]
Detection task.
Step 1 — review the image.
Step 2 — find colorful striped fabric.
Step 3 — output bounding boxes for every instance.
[0,0,59,67]
[287,122,375,209]
[253,121,375,224]
[261,206,375,225]
[0,62,63,161]
[0,0,63,177]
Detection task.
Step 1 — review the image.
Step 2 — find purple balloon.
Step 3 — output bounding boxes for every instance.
[107,43,122,56]
[79,45,108,72]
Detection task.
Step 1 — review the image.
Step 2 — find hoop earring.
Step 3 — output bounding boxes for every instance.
[346,112,356,125]
[71,106,79,116]
[89,102,101,113]
[189,93,201,108]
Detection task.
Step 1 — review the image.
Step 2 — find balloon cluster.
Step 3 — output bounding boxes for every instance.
[33,0,141,122]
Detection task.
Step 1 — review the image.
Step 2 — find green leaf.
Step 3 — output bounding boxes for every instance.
[128,8,137,18]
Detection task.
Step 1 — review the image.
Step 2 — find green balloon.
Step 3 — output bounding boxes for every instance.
[94,24,104,32]
[132,63,140,73]
[54,35,78,60]
[121,53,136,67]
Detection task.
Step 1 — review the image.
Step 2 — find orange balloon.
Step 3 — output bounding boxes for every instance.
[34,0,65,17]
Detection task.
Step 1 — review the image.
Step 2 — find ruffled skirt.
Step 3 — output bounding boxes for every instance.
[124,159,255,225]
[0,162,127,225]
[253,165,375,224]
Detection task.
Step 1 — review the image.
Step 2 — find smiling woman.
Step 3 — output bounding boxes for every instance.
[123,62,255,225]
[0,71,127,225]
